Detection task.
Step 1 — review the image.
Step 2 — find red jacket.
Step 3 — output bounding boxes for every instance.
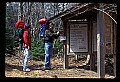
[23,30,31,48]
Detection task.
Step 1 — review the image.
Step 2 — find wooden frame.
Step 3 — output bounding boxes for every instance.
[92,21,97,53]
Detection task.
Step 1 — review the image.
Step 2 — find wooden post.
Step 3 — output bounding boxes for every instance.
[63,21,69,69]
[63,40,69,69]
[75,54,78,60]
[113,53,116,77]
[111,13,116,77]
[90,53,96,70]
[97,5,105,78]
[89,18,95,70]
[113,14,116,77]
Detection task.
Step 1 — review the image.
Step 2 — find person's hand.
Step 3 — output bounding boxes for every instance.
[60,31,64,35]
[28,46,30,50]
[57,31,60,35]
[24,44,27,48]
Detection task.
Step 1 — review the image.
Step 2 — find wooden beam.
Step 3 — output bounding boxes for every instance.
[97,5,105,78]
[113,13,116,77]
[63,40,68,69]
[63,21,69,69]
[89,18,96,70]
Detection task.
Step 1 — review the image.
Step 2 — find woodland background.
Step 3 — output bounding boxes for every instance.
[5,2,117,78]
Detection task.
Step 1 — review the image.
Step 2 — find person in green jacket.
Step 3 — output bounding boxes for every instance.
[44,22,60,70]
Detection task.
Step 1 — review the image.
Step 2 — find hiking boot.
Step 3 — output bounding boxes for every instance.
[44,67,51,70]
[23,68,31,72]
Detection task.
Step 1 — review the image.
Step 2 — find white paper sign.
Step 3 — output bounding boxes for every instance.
[70,24,88,52]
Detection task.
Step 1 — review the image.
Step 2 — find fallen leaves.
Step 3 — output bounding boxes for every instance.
[5,54,115,78]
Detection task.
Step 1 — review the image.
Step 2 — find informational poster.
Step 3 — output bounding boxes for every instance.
[70,24,88,52]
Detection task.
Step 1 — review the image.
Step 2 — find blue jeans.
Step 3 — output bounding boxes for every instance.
[23,48,30,70]
[44,42,53,68]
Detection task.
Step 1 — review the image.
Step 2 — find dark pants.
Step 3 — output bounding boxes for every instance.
[19,39,23,50]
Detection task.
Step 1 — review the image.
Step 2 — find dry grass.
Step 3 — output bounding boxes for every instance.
[5,53,115,78]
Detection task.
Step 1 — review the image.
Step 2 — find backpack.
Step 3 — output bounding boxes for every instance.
[15,20,25,28]
[39,23,48,38]
[15,20,25,42]
[38,18,47,24]
[16,28,24,42]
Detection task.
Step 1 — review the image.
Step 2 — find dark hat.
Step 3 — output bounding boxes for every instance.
[24,23,31,29]
[49,22,54,26]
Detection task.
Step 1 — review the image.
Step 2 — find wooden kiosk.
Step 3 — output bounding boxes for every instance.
[49,3,116,78]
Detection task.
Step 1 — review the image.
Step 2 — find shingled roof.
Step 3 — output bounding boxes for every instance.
[49,3,99,21]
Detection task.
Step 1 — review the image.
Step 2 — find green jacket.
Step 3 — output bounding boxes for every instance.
[44,29,59,43]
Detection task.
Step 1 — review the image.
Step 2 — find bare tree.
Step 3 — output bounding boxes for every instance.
[19,2,23,20]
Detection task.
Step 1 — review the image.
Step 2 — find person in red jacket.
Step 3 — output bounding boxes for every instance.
[22,24,31,72]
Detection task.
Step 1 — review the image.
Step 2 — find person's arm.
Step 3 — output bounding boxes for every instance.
[45,30,51,36]
[23,31,30,48]
[45,30,60,41]
[52,31,60,39]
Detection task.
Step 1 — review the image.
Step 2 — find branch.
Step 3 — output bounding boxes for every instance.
[94,7,117,24]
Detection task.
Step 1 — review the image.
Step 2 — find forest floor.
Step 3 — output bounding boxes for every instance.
[5,51,115,78]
